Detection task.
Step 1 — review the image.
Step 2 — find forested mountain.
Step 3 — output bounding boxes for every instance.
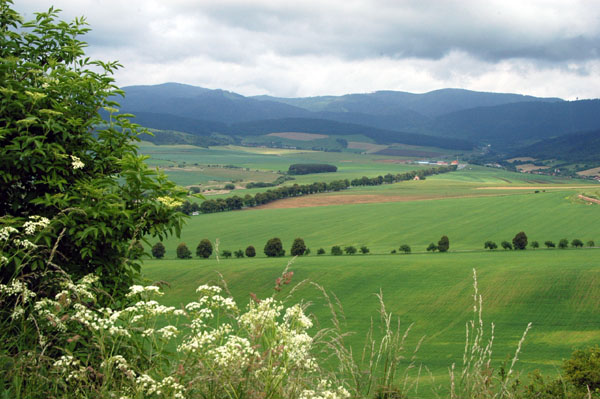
[117,83,600,155]
[511,129,600,162]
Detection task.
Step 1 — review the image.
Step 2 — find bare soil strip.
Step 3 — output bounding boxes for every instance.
[267,132,329,140]
[579,195,600,204]
[251,193,502,210]
[476,186,599,190]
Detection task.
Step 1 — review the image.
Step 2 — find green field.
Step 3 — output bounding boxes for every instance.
[142,250,600,387]
[139,143,600,392]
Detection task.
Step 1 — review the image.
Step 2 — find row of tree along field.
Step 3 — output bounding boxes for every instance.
[151,232,595,259]
[183,164,457,215]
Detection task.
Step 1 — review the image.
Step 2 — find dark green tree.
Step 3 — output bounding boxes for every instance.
[399,244,411,254]
[177,243,192,259]
[571,238,584,248]
[264,238,285,257]
[222,250,232,259]
[437,235,450,252]
[501,241,513,250]
[544,240,556,248]
[344,246,357,255]
[530,240,539,249]
[558,238,569,249]
[245,245,256,258]
[587,240,595,247]
[331,245,343,256]
[484,241,497,250]
[360,245,370,254]
[0,3,186,298]
[305,248,311,255]
[234,249,244,258]
[512,231,528,250]
[196,239,213,258]
[290,238,307,256]
[151,242,166,259]
[563,346,600,392]
[317,248,326,255]
[426,243,437,252]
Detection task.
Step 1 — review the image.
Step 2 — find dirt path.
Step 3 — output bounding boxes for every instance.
[250,193,503,210]
[579,195,600,204]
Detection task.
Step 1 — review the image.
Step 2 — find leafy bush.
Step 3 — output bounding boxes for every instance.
[563,346,600,392]
[176,243,192,259]
[437,235,450,252]
[501,240,513,250]
[544,240,556,248]
[245,245,256,258]
[558,238,569,249]
[317,248,326,255]
[360,246,370,254]
[571,238,584,248]
[484,241,497,250]
[530,240,540,249]
[234,249,244,258]
[224,183,235,190]
[222,250,232,259]
[264,238,285,257]
[290,238,307,256]
[0,1,185,300]
[587,240,595,247]
[151,242,166,259]
[331,245,343,256]
[399,244,411,254]
[512,231,528,250]
[196,239,213,258]
[426,243,437,252]
[344,246,357,255]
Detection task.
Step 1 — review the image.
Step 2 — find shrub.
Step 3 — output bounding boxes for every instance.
[399,244,411,254]
[571,238,584,248]
[484,241,497,250]
[290,238,307,256]
[501,240,513,250]
[558,238,569,249]
[544,240,556,248]
[437,235,450,252]
[222,250,232,259]
[234,249,244,258]
[245,245,256,258]
[391,249,397,254]
[264,238,285,257]
[177,243,192,259]
[512,231,528,250]
[587,240,595,247]
[189,186,201,194]
[563,346,600,392]
[151,242,166,259]
[317,248,326,255]
[530,240,539,249]
[360,245,370,254]
[344,246,357,255]
[305,248,311,255]
[426,242,437,252]
[0,2,186,300]
[331,245,343,256]
[224,183,235,190]
[196,239,213,258]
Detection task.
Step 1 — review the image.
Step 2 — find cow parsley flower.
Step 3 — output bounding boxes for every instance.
[70,155,84,169]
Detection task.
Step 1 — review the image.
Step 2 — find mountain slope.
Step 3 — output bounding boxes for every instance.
[512,129,600,162]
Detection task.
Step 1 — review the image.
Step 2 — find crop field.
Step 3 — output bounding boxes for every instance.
[142,250,600,388]
[140,143,600,393]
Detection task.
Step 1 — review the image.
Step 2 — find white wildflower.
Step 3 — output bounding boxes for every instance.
[22,215,50,235]
[284,304,313,330]
[0,256,9,266]
[157,325,178,340]
[70,155,84,169]
[0,226,18,241]
[196,284,222,294]
[127,285,163,297]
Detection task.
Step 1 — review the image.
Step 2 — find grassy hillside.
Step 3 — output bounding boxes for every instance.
[142,250,600,385]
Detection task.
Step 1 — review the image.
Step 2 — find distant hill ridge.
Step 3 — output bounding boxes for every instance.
[115,83,600,154]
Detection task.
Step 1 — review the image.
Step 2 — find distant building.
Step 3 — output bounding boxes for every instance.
[451,160,459,165]
[413,176,421,181]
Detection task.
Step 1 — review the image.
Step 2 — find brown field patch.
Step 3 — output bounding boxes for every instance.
[476,186,599,190]
[267,132,328,141]
[506,157,536,163]
[516,163,545,172]
[250,193,503,210]
[579,195,600,204]
[347,141,388,153]
[577,166,600,177]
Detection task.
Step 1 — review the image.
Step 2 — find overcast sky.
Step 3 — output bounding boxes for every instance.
[15,1,600,99]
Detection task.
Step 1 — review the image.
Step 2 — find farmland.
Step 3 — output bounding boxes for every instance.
[138,142,600,392]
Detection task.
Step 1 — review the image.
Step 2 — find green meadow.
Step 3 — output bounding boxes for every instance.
[139,143,600,390]
[142,250,600,384]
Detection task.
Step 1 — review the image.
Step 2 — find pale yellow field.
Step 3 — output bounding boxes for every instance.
[266,132,329,141]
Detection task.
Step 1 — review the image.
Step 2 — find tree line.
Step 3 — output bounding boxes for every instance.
[188,164,457,215]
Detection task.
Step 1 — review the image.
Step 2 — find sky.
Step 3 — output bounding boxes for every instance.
[15,0,600,100]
